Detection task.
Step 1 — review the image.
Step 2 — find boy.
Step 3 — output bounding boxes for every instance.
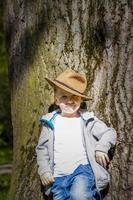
[35,68,117,200]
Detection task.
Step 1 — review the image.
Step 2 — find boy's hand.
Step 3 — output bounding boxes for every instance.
[40,172,55,186]
[95,151,110,169]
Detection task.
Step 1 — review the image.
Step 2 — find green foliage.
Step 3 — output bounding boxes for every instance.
[0,3,12,199]
[0,0,12,146]
[0,147,13,165]
[0,174,11,200]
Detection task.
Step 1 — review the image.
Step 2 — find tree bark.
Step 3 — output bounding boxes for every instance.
[4,0,133,200]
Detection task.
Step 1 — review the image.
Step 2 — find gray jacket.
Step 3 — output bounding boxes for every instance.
[35,109,117,196]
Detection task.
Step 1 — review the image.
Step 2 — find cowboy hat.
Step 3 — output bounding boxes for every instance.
[45,68,92,100]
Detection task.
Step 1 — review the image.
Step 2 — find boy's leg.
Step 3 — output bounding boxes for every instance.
[69,164,102,200]
[69,174,96,200]
[50,176,69,200]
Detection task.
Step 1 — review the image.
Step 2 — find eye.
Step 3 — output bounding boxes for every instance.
[60,95,68,100]
[72,95,79,100]
[62,96,67,99]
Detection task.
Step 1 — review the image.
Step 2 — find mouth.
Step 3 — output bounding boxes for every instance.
[65,104,75,107]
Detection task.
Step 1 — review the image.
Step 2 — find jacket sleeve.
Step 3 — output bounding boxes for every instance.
[35,126,52,176]
[91,117,117,154]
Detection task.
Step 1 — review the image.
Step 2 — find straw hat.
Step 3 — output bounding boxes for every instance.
[45,68,92,100]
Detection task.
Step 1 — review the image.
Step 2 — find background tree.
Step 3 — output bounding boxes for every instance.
[4,0,133,200]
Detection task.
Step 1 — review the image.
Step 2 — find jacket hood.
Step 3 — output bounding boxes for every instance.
[39,109,95,130]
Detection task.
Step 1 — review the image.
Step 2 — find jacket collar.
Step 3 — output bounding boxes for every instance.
[40,109,95,130]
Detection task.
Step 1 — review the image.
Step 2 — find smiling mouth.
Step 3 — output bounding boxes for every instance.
[65,104,75,107]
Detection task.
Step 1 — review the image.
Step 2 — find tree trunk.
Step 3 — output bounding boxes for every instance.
[4,0,133,200]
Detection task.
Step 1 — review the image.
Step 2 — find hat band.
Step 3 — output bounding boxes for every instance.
[54,79,85,96]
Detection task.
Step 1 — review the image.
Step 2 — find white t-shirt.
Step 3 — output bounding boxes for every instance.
[53,114,88,177]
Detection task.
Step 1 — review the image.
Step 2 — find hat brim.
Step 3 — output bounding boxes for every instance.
[45,77,92,101]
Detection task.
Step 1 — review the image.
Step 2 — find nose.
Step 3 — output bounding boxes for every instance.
[66,96,74,104]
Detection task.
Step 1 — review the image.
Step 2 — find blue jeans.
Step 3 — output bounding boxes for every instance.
[50,164,102,200]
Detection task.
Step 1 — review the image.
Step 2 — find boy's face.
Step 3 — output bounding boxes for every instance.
[55,87,82,116]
